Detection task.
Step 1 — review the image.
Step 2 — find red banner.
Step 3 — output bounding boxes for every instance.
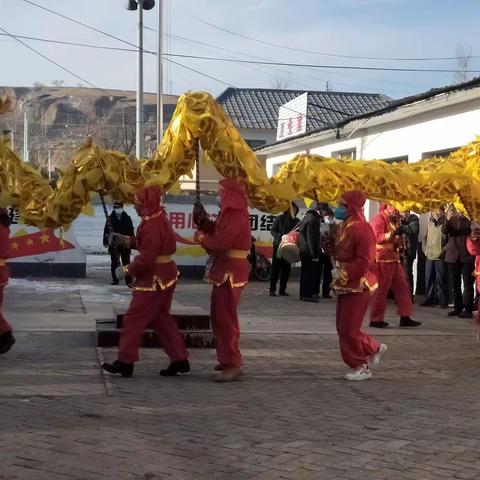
[9,229,75,259]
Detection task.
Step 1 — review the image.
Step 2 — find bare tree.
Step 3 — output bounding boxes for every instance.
[94,115,136,155]
[454,43,472,83]
[271,74,291,89]
[33,81,44,90]
[51,80,65,87]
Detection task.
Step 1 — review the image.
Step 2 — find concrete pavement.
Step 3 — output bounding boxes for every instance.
[2,270,480,480]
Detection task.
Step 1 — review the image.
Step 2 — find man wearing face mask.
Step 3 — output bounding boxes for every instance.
[101,185,189,378]
[369,204,421,328]
[103,202,134,285]
[0,207,15,355]
[193,178,251,383]
[332,192,386,380]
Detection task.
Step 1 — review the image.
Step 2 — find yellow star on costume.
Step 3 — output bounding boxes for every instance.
[40,233,50,244]
[11,241,18,250]
[26,238,34,246]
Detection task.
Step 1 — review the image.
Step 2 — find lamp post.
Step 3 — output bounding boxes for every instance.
[157,0,163,144]
[20,99,31,163]
[126,0,155,160]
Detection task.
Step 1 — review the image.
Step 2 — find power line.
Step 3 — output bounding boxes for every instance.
[163,53,480,74]
[193,16,479,62]
[18,0,235,88]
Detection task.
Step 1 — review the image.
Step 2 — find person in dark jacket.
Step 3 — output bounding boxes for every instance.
[298,205,321,302]
[269,203,299,296]
[316,205,335,299]
[399,211,420,296]
[103,202,135,285]
[443,207,474,318]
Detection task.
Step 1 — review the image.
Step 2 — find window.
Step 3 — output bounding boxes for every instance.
[381,155,408,164]
[422,147,459,160]
[331,148,356,160]
[245,139,266,149]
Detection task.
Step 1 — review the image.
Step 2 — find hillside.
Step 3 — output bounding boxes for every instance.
[0,85,179,174]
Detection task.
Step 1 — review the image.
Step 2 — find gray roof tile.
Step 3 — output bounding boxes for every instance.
[217,87,392,131]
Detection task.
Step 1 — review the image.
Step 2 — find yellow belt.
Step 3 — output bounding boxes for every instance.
[0,259,5,266]
[376,244,396,250]
[226,250,249,259]
[155,255,172,264]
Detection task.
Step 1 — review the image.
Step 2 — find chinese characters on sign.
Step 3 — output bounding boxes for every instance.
[276,92,308,141]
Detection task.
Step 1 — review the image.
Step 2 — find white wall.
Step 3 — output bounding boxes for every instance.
[265,95,480,219]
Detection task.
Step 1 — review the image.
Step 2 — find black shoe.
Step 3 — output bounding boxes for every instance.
[322,294,333,299]
[420,302,436,307]
[160,359,190,376]
[0,331,15,355]
[399,316,421,327]
[440,305,448,309]
[447,310,462,317]
[369,321,389,328]
[301,297,319,303]
[279,291,289,296]
[269,291,277,297]
[101,360,133,377]
[459,311,473,319]
[111,280,119,285]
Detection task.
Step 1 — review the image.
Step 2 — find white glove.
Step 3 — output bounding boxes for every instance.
[109,232,125,248]
[331,268,338,280]
[312,258,320,262]
[115,266,125,281]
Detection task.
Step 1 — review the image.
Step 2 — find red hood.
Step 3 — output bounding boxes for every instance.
[135,185,163,217]
[219,178,248,214]
[341,190,367,221]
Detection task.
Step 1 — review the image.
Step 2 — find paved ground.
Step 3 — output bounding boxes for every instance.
[2,263,480,479]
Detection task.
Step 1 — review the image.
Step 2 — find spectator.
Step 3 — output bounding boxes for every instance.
[298,204,321,302]
[399,210,419,296]
[103,202,135,285]
[316,204,335,299]
[269,203,299,297]
[443,207,475,318]
[421,207,449,308]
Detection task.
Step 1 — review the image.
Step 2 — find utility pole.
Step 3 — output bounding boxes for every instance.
[157,0,163,144]
[21,100,30,163]
[136,0,144,159]
[126,0,155,159]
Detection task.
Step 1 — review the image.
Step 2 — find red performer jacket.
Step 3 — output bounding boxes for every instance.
[125,186,178,292]
[466,235,480,290]
[0,220,10,287]
[370,207,402,263]
[332,193,378,295]
[196,178,251,288]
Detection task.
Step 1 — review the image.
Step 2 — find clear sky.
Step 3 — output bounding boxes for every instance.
[1,0,479,100]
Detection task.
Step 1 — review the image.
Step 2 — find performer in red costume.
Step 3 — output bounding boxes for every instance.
[466,222,480,336]
[193,178,251,382]
[101,185,189,377]
[0,207,15,355]
[369,204,421,328]
[332,191,386,381]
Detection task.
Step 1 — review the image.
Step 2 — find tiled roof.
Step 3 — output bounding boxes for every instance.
[217,87,392,131]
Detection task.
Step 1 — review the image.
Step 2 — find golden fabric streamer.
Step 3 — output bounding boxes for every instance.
[1,90,480,228]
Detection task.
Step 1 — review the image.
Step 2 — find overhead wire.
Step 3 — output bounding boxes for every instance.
[192,16,479,62]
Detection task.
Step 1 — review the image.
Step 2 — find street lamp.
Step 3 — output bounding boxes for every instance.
[20,99,32,163]
[126,0,155,160]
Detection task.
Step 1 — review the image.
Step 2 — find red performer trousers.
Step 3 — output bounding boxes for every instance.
[336,291,379,368]
[210,283,244,368]
[118,285,188,364]
[0,286,12,334]
[370,262,413,323]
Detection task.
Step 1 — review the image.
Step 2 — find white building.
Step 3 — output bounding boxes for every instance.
[257,77,480,294]
[258,77,480,221]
